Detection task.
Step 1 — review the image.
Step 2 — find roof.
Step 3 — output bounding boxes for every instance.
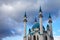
[39,6,42,12]
[32,22,40,29]
[28,22,46,35]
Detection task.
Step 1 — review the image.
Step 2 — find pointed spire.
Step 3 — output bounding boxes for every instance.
[39,6,42,13]
[35,17,37,22]
[23,12,27,22]
[24,12,27,18]
[29,28,31,33]
[47,24,49,30]
[48,13,52,23]
[49,13,51,18]
[39,6,43,18]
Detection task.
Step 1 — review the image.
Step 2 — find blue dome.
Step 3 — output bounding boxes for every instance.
[32,22,40,29]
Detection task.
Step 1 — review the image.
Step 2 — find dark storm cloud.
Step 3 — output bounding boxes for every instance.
[0,0,38,39]
[12,0,60,22]
[0,13,23,38]
[40,0,60,20]
[0,0,60,39]
[0,28,13,37]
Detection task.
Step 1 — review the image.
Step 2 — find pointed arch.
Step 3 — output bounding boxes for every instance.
[33,35,36,40]
[45,36,47,40]
[37,35,39,40]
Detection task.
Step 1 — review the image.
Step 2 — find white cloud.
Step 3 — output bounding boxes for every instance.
[3,36,23,40]
[0,0,60,40]
[54,36,60,40]
[0,0,37,11]
[0,4,14,12]
[0,1,37,17]
[53,31,56,35]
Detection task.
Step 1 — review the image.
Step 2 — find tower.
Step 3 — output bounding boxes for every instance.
[39,7,44,40]
[48,14,53,36]
[23,12,27,40]
[39,7,43,34]
[47,14,54,40]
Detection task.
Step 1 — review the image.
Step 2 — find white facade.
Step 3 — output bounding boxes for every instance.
[23,7,54,40]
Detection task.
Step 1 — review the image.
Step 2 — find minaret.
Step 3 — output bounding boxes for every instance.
[48,14,53,36]
[39,7,43,34]
[39,7,44,40]
[23,12,27,40]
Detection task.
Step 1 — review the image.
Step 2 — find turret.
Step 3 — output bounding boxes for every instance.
[48,14,53,35]
[23,12,27,22]
[47,14,53,40]
[48,14,52,23]
[23,12,27,40]
[39,6,44,40]
[39,7,43,34]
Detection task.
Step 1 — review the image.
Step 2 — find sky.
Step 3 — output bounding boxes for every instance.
[0,0,60,40]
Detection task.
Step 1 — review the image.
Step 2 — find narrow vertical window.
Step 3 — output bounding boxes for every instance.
[45,36,47,40]
[37,36,39,40]
[33,35,36,40]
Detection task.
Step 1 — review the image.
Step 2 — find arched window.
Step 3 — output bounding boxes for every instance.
[28,37,31,40]
[45,36,47,40]
[37,36,39,40]
[28,37,30,40]
[33,35,36,40]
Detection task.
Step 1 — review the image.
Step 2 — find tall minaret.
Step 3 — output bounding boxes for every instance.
[39,7,44,40]
[23,12,27,40]
[48,14,53,36]
[39,7,43,34]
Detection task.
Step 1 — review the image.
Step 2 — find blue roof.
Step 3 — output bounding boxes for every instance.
[32,22,40,29]
[28,22,46,35]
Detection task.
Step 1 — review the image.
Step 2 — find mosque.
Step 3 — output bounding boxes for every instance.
[23,6,54,40]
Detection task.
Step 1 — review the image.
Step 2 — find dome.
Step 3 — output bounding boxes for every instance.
[32,22,40,29]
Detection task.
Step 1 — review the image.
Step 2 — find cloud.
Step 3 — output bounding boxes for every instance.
[3,36,23,40]
[0,0,60,22]
[54,36,60,40]
[0,17,23,38]
[0,0,60,40]
[0,0,37,5]
[0,0,38,38]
